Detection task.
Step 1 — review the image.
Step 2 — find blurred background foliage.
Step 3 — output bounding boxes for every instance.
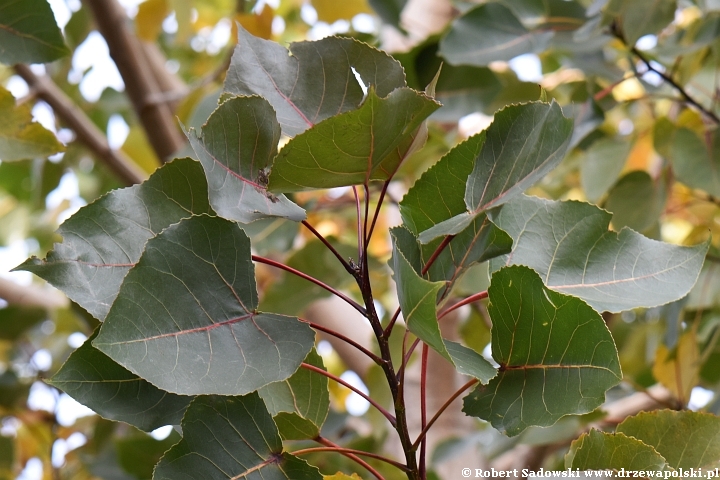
[2,0,720,478]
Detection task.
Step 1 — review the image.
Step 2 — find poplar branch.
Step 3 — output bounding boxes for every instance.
[83,0,186,161]
[14,64,145,186]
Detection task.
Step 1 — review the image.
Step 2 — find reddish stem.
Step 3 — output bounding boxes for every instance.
[383,306,403,337]
[291,446,410,472]
[252,255,366,316]
[438,290,488,320]
[367,180,390,243]
[301,319,383,365]
[419,344,429,480]
[300,362,396,426]
[412,378,479,450]
[315,436,385,480]
[302,220,354,275]
[384,234,456,339]
[353,186,363,266]
[421,234,455,276]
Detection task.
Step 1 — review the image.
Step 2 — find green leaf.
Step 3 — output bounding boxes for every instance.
[394,38,502,121]
[185,95,305,223]
[580,137,631,202]
[438,3,554,67]
[154,394,322,480]
[391,230,497,383]
[400,132,481,235]
[617,410,720,469]
[259,349,329,440]
[463,266,621,436]
[0,306,45,340]
[0,86,64,161]
[50,330,191,432]
[565,430,667,471]
[116,429,181,479]
[567,98,605,150]
[606,0,677,46]
[94,215,315,395]
[670,128,720,197]
[224,25,406,137]
[393,220,511,300]
[268,87,439,192]
[367,0,407,29]
[489,195,709,313]
[399,128,510,286]
[261,239,355,315]
[604,171,667,233]
[15,158,212,321]
[0,0,69,64]
[419,101,573,243]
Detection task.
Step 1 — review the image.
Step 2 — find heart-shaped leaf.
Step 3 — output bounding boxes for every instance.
[15,158,212,320]
[0,0,69,64]
[463,266,622,436]
[439,3,553,66]
[94,215,315,395]
[154,394,322,480]
[565,430,668,471]
[268,87,439,192]
[617,410,720,469]
[186,95,305,223]
[391,230,497,383]
[50,330,191,432]
[259,349,329,440]
[419,101,572,243]
[224,25,406,137]
[489,195,709,312]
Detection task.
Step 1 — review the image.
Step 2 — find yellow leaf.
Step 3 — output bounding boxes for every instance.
[0,86,64,161]
[121,126,160,175]
[652,330,699,405]
[233,4,274,40]
[324,473,364,480]
[311,0,371,23]
[625,134,653,172]
[136,0,169,41]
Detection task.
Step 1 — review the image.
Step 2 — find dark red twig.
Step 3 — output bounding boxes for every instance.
[438,290,489,320]
[301,319,383,365]
[291,446,410,472]
[412,378,479,450]
[300,363,396,426]
[252,255,366,316]
[301,220,354,275]
[419,344,429,479]
[315,436,386,480]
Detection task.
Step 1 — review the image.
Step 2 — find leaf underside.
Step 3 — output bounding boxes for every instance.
[94,215,315,396]
[418,101,573,243]
[186,95,305,223]
[15,158,212,321]
[489,195,709,313]
[154,394,322,480]
[50,330,191,432]
[224,25,406,137]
